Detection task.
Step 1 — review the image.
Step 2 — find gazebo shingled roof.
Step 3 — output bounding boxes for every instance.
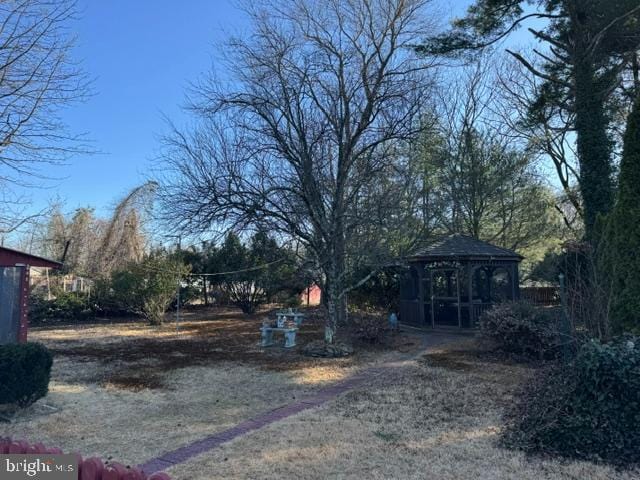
[408,234,523,261]
[400,234,522,329]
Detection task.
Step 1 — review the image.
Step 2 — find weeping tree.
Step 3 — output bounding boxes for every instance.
[41,205,100,273]
[36,183,155,277]
[158,0,437,342]
[421,0,640,240]
[94,182,156,277]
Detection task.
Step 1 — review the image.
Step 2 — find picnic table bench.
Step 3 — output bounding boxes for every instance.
[261,326,298,348]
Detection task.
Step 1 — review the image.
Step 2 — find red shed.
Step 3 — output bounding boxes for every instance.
[300,284,322,306]
[0,246,62,344]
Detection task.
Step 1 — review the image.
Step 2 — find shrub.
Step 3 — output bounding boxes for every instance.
[503,337,640,466]
[479,301,564,360]
[349,312,389,344]
[349,268,401,311]
[200,231,306,314]
[177,282,202,307]
[29,291,97,325]
[109,252,190,325]
[287,295,302,308]
[0,343,53,408]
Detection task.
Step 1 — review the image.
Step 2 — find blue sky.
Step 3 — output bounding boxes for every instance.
[26,0,534,217]
[33,0,250,215]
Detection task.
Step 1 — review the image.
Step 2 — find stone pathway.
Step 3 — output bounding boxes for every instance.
[139,331,463,476]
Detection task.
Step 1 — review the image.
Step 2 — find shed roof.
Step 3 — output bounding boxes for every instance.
[0,246,63,268]
[408,234,523,262]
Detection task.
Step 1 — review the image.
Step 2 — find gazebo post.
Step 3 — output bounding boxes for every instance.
[416,265,425,325]
[511,264,520,300]
[456,267,462,328]
[468,264,475,328]
[429,268,435,328]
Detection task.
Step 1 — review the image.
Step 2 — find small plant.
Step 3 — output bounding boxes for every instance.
[503,337,640,466]
[0,343,53,408]
[349,312,389,344]
[479,301,564,360]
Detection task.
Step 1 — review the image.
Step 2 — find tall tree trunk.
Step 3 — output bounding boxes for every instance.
[572,13,614,240]
[324,227,347,344]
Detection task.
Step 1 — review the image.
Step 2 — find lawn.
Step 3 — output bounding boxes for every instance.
[3,306,420,466]
[166,341,639,480]
[5,308,637,479]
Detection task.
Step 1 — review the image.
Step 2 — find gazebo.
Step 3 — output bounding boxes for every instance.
[399,234,522,328]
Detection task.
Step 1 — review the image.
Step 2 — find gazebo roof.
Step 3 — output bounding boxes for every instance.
[408,234,523,262]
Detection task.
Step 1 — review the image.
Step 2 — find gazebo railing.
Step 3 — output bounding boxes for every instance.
[399,299,421,325]
[472,302,492,324]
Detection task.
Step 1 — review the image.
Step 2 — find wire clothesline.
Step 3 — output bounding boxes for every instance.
[190,258,285,276]
[139,258,286,277]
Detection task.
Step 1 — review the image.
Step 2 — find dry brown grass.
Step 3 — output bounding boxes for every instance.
[3,306,416,466]
[25,307,364,388]
[9,307,624,479]
[167,342,639,480]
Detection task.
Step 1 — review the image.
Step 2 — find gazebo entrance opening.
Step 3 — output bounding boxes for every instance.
[399,235,522,328]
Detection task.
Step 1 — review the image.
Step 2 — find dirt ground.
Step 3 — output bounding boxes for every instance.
[166,342,639,480]
[2,306,421,466]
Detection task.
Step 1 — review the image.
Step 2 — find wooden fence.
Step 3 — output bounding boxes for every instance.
[0,438,170,480]
[520,286,560,306]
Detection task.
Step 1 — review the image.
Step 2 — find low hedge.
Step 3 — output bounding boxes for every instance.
[0,342,53,407]
[503,337,640,466]
[29,292,97,325]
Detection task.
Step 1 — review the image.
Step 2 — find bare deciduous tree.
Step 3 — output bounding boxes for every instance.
[0,0,88,183]
[158,0,437,342]
[0,191,50,246]
[0,0,88,246]
[421,58,561,252]
[495,55,583,227]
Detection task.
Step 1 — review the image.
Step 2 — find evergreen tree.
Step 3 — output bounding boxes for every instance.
[610,95,640,332]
